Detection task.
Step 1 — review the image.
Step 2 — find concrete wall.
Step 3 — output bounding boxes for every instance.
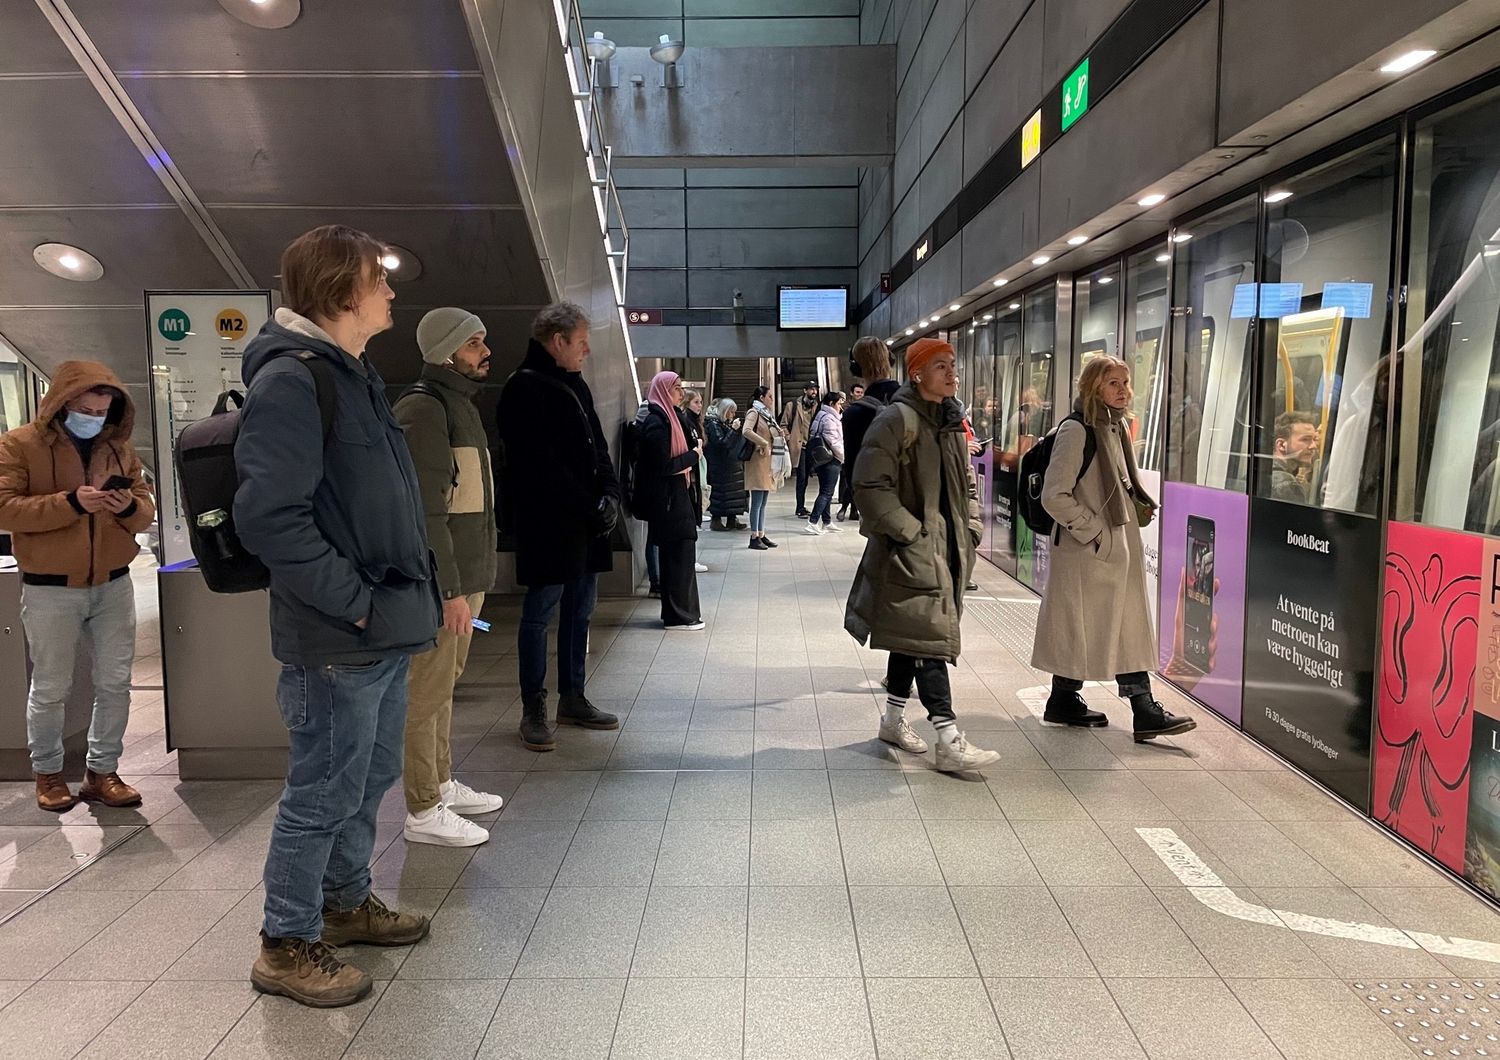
[617,166,858,359]
[580,0,861,48]
[856,0,1477,339]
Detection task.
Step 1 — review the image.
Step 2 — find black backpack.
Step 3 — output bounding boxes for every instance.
[1017,412,1095,536]
[619,408,649,519]
[174,351,335,592]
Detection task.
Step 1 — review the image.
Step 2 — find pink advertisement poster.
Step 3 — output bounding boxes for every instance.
[1375,521,1480,874]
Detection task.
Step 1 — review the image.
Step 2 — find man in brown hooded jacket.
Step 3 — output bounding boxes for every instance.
[0,361,154,811]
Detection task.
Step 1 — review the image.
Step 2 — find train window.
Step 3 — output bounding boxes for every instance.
[1076,262,1122,364]
[1020,285,1057,444]
[1125,244,1169,472]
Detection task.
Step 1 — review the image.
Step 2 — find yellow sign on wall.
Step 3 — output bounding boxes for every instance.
[215,309,249,341]
[1021,110,1042,168]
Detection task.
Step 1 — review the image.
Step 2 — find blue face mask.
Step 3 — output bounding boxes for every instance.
[64,411,107,440]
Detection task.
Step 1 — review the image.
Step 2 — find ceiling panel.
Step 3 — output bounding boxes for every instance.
[67,0,480,74]
[0,307,148,387]
[0,3,81,75]
[124,76,520,206]
[213,207,552,307]
[0,79,171,205]
[0,207,232,306]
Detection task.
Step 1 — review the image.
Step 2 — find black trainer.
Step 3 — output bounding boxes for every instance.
[749,537,769,551]
[1130,695,1196,742]
[1042,690,1108,728]
[761,536,778,548]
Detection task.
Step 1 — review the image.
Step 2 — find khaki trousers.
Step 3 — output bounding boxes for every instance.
[403,592,485,813]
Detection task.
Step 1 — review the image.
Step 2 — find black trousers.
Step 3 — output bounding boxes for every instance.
[795,450,810,511]
[1053,672,1152,698]
[657,539,701,627]
[885,654,957,723]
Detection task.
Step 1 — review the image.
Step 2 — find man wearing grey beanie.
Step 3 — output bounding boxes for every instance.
[393,307,505,847]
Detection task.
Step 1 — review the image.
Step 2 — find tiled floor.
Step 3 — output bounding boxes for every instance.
[0,496,1497,1058]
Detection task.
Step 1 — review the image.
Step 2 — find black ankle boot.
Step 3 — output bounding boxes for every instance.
[710,517,725,531]
[1129,693,1196,742]
[1042,688,1108,728]
[728,517,746,530]
[519,692,556,751]
[557,693,619,730]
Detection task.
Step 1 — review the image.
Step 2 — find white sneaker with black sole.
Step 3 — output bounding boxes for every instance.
[441,778,505,815]
[666,621,706,631]
[404,803,489,847]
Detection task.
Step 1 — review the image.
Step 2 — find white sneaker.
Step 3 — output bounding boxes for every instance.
[666,621,706,631]
[803,523,825,536]
[404,804,489,847]
[933,731,1001,772]
[824,522,844,533]
[878,717,929,754]
[441,778,505,815]
[694,562,709,573]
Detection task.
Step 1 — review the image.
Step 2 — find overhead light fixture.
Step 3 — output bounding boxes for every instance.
[993,278,1008,288]
[1264,189,1293,204]
[1138,193,1167,207]
[1067,235,1089,247]
[217,0,300,28]
[586,31,618,88]
[379,244,423,282]
[1155,253,1171,263]
[949,303,962,312]
[905,328,915,336]
[1381,49,1437,74]
[1009,302,1020,310]
[1172,232,1193,243]
[33,242,103,282]
[1032,255,1051,266]
[650,34,685,88]
[982,314,994,322]
[885,339,894,346]
[1098,275,1114,285]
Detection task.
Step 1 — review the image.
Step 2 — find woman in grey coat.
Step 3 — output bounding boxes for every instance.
[1031,356,1196,742]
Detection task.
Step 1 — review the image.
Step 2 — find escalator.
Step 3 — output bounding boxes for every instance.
[717,359,764,410]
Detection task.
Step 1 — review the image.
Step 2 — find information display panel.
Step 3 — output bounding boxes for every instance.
[777,286,849,331]
[146,290,272,568]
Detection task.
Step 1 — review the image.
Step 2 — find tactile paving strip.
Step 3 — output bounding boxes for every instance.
[1355,979,1500,1057]
[964,596,1040,661]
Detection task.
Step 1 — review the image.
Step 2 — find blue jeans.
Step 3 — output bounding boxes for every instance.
[519,574,597,697]
[748,490,769,532]
[645,545,660,591]
[262,655,409,941]
[809,460,841,525]
[21,578,135,775]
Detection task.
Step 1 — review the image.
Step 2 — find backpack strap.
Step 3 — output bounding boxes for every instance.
[896,402,919,454]
[1064,411,1097,482]
[403,380,453,441]
[287,351,336,447]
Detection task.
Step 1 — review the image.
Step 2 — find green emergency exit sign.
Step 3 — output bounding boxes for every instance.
[1062,57,1090,131]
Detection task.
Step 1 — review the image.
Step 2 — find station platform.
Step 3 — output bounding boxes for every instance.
[0,494,1496,1060]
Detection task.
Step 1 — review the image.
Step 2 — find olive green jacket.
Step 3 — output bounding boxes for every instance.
[844,384,981,661]
[394,365,497,599]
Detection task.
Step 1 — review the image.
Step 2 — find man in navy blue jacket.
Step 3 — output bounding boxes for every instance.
[234,225,442,1008]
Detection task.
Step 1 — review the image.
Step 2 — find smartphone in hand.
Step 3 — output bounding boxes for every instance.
[100,475,133,492]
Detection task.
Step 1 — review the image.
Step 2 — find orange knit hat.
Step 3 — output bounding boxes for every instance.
[906,337,953,377]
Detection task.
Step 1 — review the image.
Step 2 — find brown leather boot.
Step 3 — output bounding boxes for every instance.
[251,933,372,1008]
[320,893,430,947]
[34,772,76,813]
[78,770,142,808]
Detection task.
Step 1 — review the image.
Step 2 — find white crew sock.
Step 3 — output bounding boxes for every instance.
[883,694,908,728]
[411,804,443,822]
[933,718,959,746]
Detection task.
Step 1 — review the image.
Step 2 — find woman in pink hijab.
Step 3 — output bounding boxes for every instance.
[635,371,704,629]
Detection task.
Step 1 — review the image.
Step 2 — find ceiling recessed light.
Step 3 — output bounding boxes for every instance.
[992,278,1008,288]
[1172,232,1193,243]
[1032,255,1051,266]
[982,314,994,322]
[379,244,422,281]
[1067,235,1089,247]
[949,303,962,312]
[885,339,894,346]
[33,243,103,282]
[218,0,300,29]
[1138,193,1167,207]
[905,328,915,336]
[1155,253,1171,263]
[1381,49,1437,74]
[1098,276,1114,285]
[1009,302,1020,310]
[1264,190,1294,204]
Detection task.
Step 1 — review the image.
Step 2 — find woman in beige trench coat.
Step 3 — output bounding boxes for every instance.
[1030,356,1196,743]
[740,385,782,550]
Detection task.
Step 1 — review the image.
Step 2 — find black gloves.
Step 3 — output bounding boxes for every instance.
[593,495,620,536]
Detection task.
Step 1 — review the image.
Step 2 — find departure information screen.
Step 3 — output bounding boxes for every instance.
[778,285,849,331]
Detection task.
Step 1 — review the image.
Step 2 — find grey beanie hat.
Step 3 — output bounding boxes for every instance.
[417,307,486,365]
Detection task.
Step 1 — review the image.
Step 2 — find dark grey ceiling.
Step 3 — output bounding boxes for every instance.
[0,0,548,431]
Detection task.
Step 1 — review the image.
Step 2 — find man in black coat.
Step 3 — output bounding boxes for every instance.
[497,303,622,751]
